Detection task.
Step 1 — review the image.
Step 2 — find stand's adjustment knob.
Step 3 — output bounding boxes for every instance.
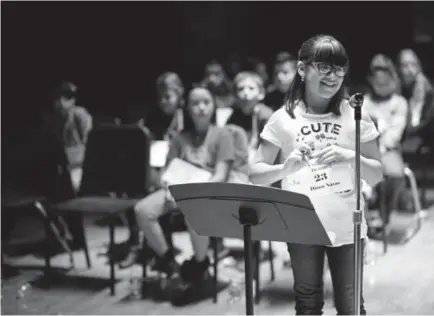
[353,209,363,224]
[238,206,260,226]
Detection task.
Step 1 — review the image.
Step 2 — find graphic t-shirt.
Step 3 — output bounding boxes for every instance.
[260,100,379,246]
[166,125,249,183]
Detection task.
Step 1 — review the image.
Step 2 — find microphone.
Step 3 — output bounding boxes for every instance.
[349,93,364,108]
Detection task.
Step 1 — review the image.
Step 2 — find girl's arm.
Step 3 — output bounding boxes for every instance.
[249,140,286,186]
[209,161,232,183]
[358,139,383,187]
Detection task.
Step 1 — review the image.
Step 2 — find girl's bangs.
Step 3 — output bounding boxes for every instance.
[311,40,348,67]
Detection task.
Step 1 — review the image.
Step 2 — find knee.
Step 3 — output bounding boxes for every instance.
[134,200,161,222]
[334,284,366,315]
[293,283,324,315]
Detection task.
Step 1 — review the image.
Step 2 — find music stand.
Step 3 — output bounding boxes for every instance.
[169,182,332,315]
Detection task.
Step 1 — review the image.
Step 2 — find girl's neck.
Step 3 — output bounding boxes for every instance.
[304,92,330,114]
[191,125,210,146]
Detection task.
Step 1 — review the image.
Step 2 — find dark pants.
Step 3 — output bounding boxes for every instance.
[287,242,366,315]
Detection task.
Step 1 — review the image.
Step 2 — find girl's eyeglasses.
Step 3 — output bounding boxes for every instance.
[312,62,348,77]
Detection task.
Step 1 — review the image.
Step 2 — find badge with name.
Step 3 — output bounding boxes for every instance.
[284,162,354,195]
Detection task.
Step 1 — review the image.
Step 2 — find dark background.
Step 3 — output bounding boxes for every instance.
[2,1,433,136]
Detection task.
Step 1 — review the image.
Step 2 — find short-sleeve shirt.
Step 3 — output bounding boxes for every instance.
[260,100,379,246]
[165,125,246,179]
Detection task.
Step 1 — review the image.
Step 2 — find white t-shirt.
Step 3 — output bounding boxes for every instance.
[260,100,379,246]
[363,94,408,153]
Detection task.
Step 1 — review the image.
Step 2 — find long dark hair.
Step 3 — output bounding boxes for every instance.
[182,84,217,132]
[284,34,350,118]
[367,54,401,100]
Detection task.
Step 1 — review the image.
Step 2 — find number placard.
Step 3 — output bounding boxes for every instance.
[283,162,354,195]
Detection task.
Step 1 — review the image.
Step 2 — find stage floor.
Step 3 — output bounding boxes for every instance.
[2,204,434,315]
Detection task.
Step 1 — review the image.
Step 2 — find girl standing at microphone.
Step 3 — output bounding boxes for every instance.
[249,34,383,315]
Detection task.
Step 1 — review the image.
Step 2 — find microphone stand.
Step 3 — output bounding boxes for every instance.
[349,93,364,316]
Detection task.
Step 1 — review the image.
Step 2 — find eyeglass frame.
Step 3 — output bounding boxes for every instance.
[310,62,348,77]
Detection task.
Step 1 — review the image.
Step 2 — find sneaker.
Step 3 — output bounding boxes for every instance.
[169,256,214,306]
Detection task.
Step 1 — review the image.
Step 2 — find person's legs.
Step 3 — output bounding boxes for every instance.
[287,243,325,315]
[326,242,366,315]
[134,189,179,275]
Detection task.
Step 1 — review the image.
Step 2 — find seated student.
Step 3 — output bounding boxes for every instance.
[119,72,185,269]
[134,86,249,306]
[226,71,274,160]
[397,49,434,152]
[245,56,270,90]
[142,72,185,141]
[364,54,408,229]
[202,59,235,108]
[264,51,297,111]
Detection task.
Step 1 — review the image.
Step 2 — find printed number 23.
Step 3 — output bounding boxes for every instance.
[314,173,328,182]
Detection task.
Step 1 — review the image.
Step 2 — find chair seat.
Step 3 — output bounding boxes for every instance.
[1,194,46,208]
[52,196,139,214]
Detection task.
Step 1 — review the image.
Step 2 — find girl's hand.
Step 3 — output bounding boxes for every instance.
[283,143,312,174]
[164,188,177,209]
[312,145,355,165]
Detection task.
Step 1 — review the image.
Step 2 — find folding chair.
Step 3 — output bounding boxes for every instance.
[48,123,152,295]
[1,130,75,270]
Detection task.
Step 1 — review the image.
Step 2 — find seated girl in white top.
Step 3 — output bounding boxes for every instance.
[364,54,409,219]
[249,34,382,315]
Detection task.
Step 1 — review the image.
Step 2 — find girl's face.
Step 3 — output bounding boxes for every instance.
[300,61,346,99]
[370,69,395,97]
[399,52,420,86]
[187,88,215,130]
[159,89,179,115]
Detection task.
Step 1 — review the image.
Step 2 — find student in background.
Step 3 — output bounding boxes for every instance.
[43,81,93,250]
[134,86,248,306]
[45,81,92,165]
[246,56,270,90]
[226,71,274,158]
[397,49,434,151]
[264,51,297,111]
[119,72,185,269]
[202,59,235,108]
[364,54,408,231]
[142,72,185,141]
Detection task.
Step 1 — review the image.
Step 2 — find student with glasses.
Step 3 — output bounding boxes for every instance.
[249,34,383,315]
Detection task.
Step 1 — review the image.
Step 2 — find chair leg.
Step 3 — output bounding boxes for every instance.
[43,213,52,276]
[35,201,75,268]
[109,219,116,296]
[211,237,218,303]
[404,167,423,235]
[379,181,388,254]
[254,241,261,304]
[268,241,275,281]
[76,214,91,269]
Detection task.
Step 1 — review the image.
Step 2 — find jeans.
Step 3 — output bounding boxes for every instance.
[287,242,366,315]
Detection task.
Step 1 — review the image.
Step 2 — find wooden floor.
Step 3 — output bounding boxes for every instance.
[2,204,434,315]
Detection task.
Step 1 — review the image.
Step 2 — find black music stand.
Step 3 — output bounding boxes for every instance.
[169,183,332,315]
